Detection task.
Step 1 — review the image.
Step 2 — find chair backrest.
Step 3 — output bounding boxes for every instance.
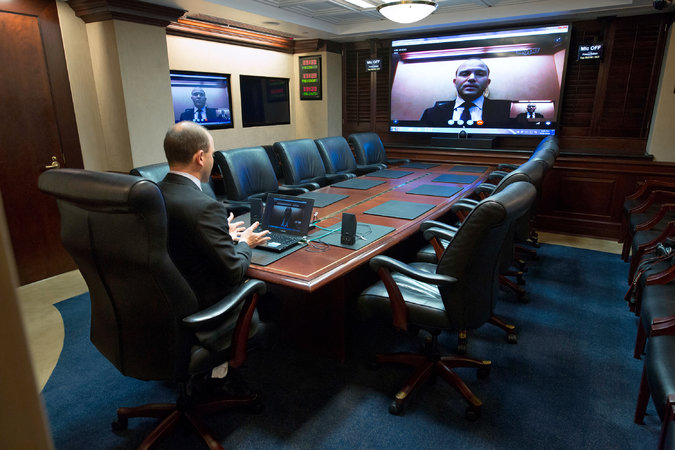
[213,147,280,201]
[315,136,358,175]
[38,169,199,381]
[262,144,284,182]
[130,162,219,200]
[273,138,328,185]
[529,136,559,169]
[348,132,387,166]
[436,181,536,329]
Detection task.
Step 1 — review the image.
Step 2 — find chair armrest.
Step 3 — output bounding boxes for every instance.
[650,314,675,336]
[277,185,311,195]
[486,171,507,183]
[385,158,410,165]
[631,190,675,214]
[635,222,675,260]
[627,179,675,201]
[496,163,519,172]
[419,220,458,234]
[325,173,353,184]
[474,183,497,197]
[369,255,456,286]
[282,181,320,191]
[182,279,267,328]
[223,200,251,216]
[355,164,386,175]
[635,203,675,231]
[422,226,458,243]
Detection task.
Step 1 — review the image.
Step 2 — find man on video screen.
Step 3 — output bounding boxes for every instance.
[179,88,230,123]
[420,58,511,126]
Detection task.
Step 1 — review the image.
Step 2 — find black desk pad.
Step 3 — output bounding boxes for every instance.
[368,169,414,179]
[251,243,306,266]
[298,192,349,208]
[407,184,463,198]
[449,165,488,173]
[331,179,385,190]
[400,162,439,169]
[364,200,435,220]
[313,223,396,250]
[432,174,480,184]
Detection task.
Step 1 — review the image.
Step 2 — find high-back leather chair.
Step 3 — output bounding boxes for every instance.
[213,146,312,202]
[347,132,409,167]
[358,181,536,420]
[38,168,266,449]
[314,136,383,176]
[273,138,352,187]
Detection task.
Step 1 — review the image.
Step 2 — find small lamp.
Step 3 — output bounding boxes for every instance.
[377,1,438,24]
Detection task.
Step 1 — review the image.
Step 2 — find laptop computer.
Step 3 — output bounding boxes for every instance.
[256,194,315,253]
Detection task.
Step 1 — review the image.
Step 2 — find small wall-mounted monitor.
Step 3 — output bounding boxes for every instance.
[239,75,291,127]
[170,70,234,130]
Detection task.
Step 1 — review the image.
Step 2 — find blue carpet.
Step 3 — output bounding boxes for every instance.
[43,244,664,449]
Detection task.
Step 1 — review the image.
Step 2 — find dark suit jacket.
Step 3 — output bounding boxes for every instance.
[179,107,221,123]
[516,112,544,120]
[159,173,252,308]
[420,98,512,126]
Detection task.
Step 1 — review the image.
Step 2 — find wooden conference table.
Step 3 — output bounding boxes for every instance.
[244,163,490,360]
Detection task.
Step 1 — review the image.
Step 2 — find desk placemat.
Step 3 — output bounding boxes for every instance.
[368,169,414,179]
[251,243,306,266]
[298,192,349,208]
[331,179,386,190]
[364,200,435,220]
[400,162,439,169]
[315,223,396,250]
[407,184,463,198]
[449,165,488,173]
[432,174,480,184]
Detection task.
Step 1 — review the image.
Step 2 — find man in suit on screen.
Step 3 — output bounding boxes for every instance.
[420,58,511,126]
[179,88,229,123]
[516,103,544,122]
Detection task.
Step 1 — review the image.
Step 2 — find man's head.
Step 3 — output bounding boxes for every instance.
[453,59,491,102]
[526,104,537,113]
[190,88,207,110]
[163,121,214,183]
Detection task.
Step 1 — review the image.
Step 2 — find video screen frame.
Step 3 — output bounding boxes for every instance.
[170,70,234,130]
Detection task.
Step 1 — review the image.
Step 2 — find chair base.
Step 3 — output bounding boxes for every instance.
[375,337,491,420]
[113,393,261,449]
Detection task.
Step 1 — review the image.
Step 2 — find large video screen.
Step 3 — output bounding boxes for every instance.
[389,24,572,138]
[170,70,234,130]
[239,75,291,128]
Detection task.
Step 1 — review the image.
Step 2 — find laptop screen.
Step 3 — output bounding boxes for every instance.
[263,194,314,235]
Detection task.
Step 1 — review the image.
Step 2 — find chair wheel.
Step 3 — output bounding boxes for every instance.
[389,400,404,416]
[465,405,481,421]
[111,417,127,431]
[507,333,518,344]
[477,367,491,379]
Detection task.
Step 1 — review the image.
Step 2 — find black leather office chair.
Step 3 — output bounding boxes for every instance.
[314,136,383,176]
[130,162,249,216]
[213,146,314,202]
[492,135,559,175]
[358,181,536,420]
[416,159,546,302]
[347,132,409,167]
[38,169,266,449]
[273,138,353,187]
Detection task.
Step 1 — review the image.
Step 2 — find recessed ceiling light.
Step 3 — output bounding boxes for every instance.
[344,0,374,8]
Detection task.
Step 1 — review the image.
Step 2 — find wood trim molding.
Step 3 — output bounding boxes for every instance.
[167,17,295,53]
[67,0,185,27]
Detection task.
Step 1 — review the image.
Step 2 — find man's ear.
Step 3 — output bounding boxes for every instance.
[194,149,205,167]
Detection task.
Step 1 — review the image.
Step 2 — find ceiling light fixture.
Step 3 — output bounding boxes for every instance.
[377,1,438,24]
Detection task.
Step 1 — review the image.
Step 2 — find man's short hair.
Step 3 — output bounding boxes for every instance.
[163,121,210,165]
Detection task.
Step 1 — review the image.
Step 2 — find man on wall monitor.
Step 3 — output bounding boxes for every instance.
[179,87,230,124]
[419,58,511,127]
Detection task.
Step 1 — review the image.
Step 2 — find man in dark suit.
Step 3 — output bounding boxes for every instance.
[515,103,544,122]
[159,121,269,309]
[420,58,511,126]
[179,88,226,123]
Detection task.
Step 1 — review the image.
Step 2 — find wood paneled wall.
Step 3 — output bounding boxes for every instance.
[343,14,674,240]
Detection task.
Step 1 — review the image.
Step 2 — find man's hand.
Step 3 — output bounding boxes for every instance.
[227,212,246,241]
[239,221,270,248]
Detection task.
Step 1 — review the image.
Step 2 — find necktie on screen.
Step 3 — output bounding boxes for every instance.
[460,102,474,122]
